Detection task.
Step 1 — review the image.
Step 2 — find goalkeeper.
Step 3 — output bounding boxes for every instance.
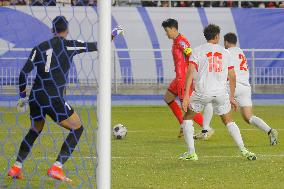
[8,16,123,182]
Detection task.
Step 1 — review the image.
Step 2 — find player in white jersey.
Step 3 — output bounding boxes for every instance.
[179,24,256,161]
[224,32,278,145]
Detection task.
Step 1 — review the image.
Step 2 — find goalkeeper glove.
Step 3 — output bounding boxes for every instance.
[112,26,124,38]
[17,91,28,113]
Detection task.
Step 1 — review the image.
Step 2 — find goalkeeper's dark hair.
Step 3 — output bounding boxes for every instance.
[162,18,178,30]
[224,32,238,45]
[52,16,69,34]
[203,24,220,41]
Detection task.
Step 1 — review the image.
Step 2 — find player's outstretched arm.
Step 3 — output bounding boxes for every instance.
[182,63,195,112]
[228,67,238,111]
[17,48,36,112]
[66,40,97,55]
[66,26,123,55]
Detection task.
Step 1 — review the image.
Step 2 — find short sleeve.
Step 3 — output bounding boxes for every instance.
[189,48,199,66]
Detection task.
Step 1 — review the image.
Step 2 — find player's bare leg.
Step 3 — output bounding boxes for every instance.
[164,90,184,138]
[47,111,83,183]
[179,109,198,160]
[221,112,257,160]
[8,120,45,179]
[194,103,215,140]
[241,106,278,145]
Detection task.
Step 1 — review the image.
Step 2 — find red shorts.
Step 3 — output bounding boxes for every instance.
[167,79,193,100]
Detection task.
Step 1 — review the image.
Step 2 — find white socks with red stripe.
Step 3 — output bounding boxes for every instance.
[249,116,271,133]
[226,122,245,150]
[182,120,195,154]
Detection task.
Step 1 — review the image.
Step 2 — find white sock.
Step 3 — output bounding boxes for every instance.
[249,116,271,133]
[14,161,23,169]
[53,161,63,168]
[226,122,245,150]
[182,120,195,154]
[203,103,213,131]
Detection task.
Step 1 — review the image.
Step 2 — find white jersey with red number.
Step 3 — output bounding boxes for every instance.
[227,47,250,86]
[190,43,233,96]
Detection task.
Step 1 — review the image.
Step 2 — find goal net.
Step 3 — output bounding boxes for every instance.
[0,2,111,188]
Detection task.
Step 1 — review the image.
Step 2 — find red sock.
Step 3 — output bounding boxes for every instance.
[168,100,183,124]
[193,113,203,127]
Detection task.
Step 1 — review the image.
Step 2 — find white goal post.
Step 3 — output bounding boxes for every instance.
[97,0,112,189]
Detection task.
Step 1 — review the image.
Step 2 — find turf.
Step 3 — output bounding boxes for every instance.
[0,105,283,189]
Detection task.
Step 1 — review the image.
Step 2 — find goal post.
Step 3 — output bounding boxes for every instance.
[96,0,112,189]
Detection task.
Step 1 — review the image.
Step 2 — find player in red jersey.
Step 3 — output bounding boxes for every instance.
[162,18,204,138]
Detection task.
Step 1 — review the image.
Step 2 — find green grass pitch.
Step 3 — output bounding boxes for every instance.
[0,105,283,188]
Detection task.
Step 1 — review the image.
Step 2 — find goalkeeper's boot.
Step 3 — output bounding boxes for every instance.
[268,129,278,146]
[241,148,257,161]
[47,165,72,183]
[194,129,215,140]
[179,152,198,161]
[178,128,184,138]
[8,165,24,179]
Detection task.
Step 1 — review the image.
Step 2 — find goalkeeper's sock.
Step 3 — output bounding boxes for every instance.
[53,161,63,168]
[249,116,271,133]
[14,161,23,169]
[193,113,203,127]
[16,129,41,163]
[168,100,183,124]
[226,122,245,150]
[182,120,195,154]
[56,126,84,165]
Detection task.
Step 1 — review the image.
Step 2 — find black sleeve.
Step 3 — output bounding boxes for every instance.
[19,48,36,92]
[66,40,97,55]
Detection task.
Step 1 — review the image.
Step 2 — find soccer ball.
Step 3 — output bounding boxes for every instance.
[113,124,127,139]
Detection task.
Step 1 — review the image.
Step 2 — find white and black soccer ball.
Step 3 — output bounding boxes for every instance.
[113,124,127,139]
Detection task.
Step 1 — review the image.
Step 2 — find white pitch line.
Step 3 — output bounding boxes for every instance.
[28,154,284,160]
[0,128,283,134]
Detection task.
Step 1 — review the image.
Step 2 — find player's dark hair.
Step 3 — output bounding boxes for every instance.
[203,24,220,41]
[162,18,178,30]
[52,16,69,34]
[224,32,238,44]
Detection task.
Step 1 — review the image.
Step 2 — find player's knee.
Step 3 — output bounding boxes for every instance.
[31,120,45,134]
[244,116,251,124]
[164,95,172,104]
[221,113,233,125]
[73,122,82,130]
[183,111,194,120]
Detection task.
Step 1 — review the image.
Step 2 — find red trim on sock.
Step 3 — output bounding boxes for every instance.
[168,100,183,124]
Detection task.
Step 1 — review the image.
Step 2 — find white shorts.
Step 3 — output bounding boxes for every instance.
[235,83,252,107]
[189,92,231,115]
[227,83,253,107]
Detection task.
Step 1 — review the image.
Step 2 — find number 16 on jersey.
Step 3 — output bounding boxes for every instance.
[207,52,223,72]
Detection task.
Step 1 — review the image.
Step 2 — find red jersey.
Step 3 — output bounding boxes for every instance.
[172,34,191,82]
[168,34,192,100]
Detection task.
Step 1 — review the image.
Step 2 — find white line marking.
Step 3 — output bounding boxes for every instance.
[0,128,283,134]
[28,154,284,160]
